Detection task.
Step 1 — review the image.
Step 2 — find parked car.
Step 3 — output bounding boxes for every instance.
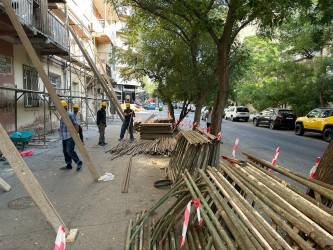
[295,108,333,142]
[253,108,296,130]
[144,103,156,110]
[178,102,184,109]
[225,106,249,121]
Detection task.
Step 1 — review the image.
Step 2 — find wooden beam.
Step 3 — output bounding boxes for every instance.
[0,176,11,192]
[1,0,100,180]
[0,123,67,233]
[68,26,124,121]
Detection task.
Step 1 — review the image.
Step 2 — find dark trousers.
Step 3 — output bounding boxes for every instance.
[98,124,106,143]
[62,138,81,165]
[78,126,83,142]
[120,121,134,140]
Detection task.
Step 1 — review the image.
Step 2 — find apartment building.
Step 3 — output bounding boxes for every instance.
[0,0,121,134]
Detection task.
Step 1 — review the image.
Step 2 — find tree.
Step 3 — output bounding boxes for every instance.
[111,0,311,134]
[113,4,218,125]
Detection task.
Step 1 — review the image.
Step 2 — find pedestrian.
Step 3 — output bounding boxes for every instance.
[59,100,82,171]
[119,103,135,141]
[97,102,108,146]
[205,107,212,132]
[73,104,84,143]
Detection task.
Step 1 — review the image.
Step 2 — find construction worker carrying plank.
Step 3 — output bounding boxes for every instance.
[119,103,135,141]
[73,104,84,144]
[97,102,108,146]
[59,100,82,171]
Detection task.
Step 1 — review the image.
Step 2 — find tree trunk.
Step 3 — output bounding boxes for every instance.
[210,44,230,135]
[193,95,205,126]
[315,139,333,186]
[167,101,175,122]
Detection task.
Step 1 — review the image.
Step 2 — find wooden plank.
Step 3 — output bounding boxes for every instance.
[68,26,124,121]
[91,45,124,121]
[0,177,11,192]
[2,0,100,180]
[0,123,67,233]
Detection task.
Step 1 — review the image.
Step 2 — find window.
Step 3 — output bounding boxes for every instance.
[49,73,61,94]
[23,65,39,107]
[308,109,320,118]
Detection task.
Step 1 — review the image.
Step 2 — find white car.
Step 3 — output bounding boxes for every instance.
[225,106,250,122]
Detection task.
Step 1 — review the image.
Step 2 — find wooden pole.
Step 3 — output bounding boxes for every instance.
[0,176,11,192]
[1,0,100,180]
[68,26,124,121]
[0,123,67,233]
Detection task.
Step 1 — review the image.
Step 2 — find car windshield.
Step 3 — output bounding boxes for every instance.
[279,110,294,115]
[236,107,249,112]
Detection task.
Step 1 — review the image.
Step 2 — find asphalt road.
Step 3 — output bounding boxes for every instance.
[153,106,328,177]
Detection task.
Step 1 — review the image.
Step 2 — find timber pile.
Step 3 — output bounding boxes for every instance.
[154,117,173,123]
[125,155,333,250]
[140,123,173,140]
[167,128,220,182]
[107,137,177,159]
[144,113,156,123]
[133,117,142,132]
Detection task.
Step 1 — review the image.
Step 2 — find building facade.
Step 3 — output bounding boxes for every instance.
[0,0,127,134]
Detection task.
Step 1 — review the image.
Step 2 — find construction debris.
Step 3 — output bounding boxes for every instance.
[122,156,133,193]
[144,113,156,123]
[125,155,333,250]
[167,128,220,182]
[133,117,142,132]
[107,137,177,160]
[140,123,173,140]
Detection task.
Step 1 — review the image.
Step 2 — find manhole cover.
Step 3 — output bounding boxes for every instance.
[8,196,35,209]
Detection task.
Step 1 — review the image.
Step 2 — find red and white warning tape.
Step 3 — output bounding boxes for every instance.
[310,157,320,179]
[180,199,202,247]
[269,147,280,172]
[216,132,222,139]
[54,226,66,250]
[231,137,239,158]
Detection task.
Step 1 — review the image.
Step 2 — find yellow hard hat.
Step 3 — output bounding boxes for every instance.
[73,104,79,108]
[102,101,107,106]
[126,103,130,107]
[61,100,67,107]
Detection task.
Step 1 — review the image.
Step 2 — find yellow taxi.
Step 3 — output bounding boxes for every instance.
[295,108,333,142]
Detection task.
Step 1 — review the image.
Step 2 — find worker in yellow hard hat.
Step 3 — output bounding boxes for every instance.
[73,104,84,144]
[119,102,135,141]
[59,100,83,171]
[97,101,108,146]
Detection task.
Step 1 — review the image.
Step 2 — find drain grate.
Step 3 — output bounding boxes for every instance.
[8,196,35,209]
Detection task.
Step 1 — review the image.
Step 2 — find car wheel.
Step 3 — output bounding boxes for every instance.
[253,118,258,126]
[295,124,304,136]
[323,128,333,142]
[269,121,275,130]
[231,116,235,122]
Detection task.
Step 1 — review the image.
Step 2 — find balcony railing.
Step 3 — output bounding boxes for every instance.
[91,16,116,44]
[41,11,68,49]
[4,0,68,50]
[10,0,33,26]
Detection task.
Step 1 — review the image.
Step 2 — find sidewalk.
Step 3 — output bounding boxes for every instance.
[0,118,170,249]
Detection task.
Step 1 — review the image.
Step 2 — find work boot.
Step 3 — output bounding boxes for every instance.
[118,138,123,141]
[103,142,108,145]
[60,164,72,170]
[98,142,102,146]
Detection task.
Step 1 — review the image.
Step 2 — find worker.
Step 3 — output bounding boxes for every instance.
[73,104,84,143]
[119,103,135,141]
[205,107,212,132]
[59,100,82,171]
[97,101,107,146]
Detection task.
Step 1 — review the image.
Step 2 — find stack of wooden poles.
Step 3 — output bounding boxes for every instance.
[154,117,173,123]
[107,138,177,159]
[140,123,173,140]
[125,153,333,250]
[167,128,220,182]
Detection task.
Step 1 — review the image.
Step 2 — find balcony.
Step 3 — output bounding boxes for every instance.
[91,17,116,45]
[0,0,68,55]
